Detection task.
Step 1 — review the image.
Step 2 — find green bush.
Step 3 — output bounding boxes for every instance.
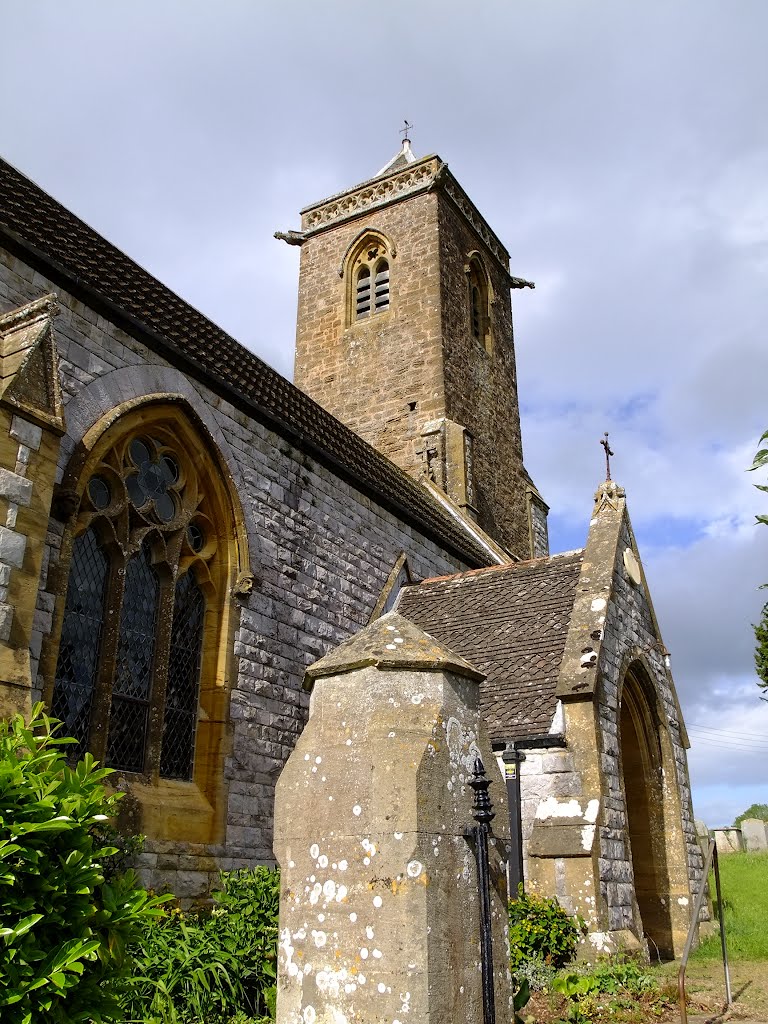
[0,705,169,1024]
[509,887,585,969]
[553,957,661,1023]
[121,866,280,1023]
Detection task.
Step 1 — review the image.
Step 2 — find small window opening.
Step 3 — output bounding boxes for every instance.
[471,286,482,340]
[467,257,492,353]
[356,267,371,319]
[348,234,393,324]
[374,260,390,312]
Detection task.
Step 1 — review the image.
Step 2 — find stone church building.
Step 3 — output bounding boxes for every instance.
[0,141,703,956]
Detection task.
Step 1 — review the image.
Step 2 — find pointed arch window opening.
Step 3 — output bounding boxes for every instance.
[467,258,492,354]
[51,427,218,781]
[351,237,392,322]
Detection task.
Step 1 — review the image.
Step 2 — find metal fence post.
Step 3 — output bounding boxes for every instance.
[467,757,497,1024]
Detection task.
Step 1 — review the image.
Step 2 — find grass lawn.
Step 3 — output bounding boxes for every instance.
[693,850,768,961]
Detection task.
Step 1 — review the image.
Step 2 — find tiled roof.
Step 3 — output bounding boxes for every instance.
[397,551,584,743]
[0,157,491,568]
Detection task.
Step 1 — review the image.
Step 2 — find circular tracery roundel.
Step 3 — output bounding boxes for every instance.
[125,436,181,523]
[81,427,217,579]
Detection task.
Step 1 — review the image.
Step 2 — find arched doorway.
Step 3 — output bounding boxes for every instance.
[619,666,674,958]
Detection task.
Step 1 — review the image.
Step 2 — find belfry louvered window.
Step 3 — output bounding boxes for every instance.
[351,236,392,322]
[356,266,371,318]
[467,256,492,353]
[51,425,215,781]
[373,260,390,312]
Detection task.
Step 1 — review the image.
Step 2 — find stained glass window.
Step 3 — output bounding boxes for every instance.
[161,570,205,780]
[50,423,221,784]
[106,543,159,772]
[51,528,108,757]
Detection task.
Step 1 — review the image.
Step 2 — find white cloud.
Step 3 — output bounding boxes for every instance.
[3,0,768,830]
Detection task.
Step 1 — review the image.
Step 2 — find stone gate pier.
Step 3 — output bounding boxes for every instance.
[273,611,513,1024]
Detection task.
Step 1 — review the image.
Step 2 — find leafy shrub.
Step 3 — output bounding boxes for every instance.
[509,887,585,970]
[585,957,656,995]
[553,957,661,1023]
[121,866,280,1023]
[512,953,558,991]
[0,705,169,1024]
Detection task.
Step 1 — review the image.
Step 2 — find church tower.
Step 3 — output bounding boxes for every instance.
[289,141,548,560]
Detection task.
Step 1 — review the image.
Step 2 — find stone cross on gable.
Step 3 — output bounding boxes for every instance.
[600,432,614,481]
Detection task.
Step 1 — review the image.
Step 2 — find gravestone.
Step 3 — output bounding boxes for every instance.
[741,818,768,852]
[273,611,513,1024]
[713,828,743,854]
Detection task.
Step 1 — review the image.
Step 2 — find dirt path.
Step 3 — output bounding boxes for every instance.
[659,960,768,1023]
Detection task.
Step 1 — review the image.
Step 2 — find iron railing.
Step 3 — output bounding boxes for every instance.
[678,837,731,1024]
[467,758,497,1024]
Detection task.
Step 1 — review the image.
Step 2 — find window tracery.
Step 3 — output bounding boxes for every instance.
[51,420,223,782]
[346,232,392,323]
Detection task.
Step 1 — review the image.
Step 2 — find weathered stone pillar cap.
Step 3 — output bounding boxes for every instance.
[303,610,485,690]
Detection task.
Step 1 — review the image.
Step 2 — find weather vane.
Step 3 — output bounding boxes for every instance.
[600,432,614,481]
[400,119,413,144]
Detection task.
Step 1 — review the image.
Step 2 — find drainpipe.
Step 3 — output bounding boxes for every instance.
[502,746,526,898]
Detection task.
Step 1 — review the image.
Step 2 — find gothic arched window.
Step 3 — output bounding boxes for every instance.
[346,232,393,324]
[467,255,492,354]
[49,411,240,786]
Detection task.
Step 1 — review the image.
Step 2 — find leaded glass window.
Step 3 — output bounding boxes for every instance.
[106,542,159,772]
[51,424,219,781]
[161,570,205,780]
[51,528,108,758]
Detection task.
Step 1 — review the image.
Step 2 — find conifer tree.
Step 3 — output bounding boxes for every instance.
[749,431,768,700]
[753,601,768,700]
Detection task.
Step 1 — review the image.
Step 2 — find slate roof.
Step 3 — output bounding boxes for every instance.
[0,157,491,568]
[396,551,584,744]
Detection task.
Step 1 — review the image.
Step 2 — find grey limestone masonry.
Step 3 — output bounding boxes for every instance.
[517,743,582,903]
[1,248,474,896]
[596,519,704,930]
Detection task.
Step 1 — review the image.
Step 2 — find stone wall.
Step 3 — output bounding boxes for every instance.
[0,247,475,898]
[436,187,530,559]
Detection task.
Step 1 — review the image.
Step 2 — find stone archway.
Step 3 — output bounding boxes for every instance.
[619,666,675,958]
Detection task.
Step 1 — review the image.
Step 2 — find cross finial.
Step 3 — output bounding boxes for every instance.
[400,119,413,144]
[600,432,614,481]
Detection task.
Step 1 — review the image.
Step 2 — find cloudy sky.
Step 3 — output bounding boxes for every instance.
[3,1,768,827]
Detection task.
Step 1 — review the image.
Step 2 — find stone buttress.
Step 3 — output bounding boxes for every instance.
[0,295,65,717]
